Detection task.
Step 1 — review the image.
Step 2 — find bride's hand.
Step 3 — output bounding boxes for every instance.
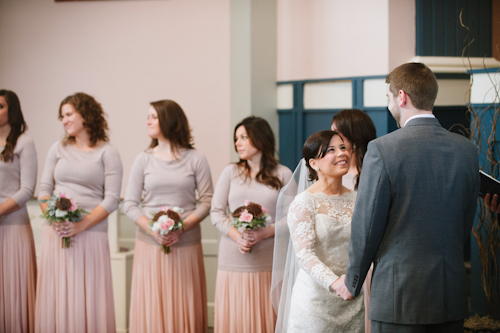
[330,275,354,300]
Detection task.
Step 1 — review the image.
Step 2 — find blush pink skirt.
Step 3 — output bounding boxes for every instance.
[129,239,207,333]
[35,225,115,333]
[0,224,37,333]
[214,270,276,333]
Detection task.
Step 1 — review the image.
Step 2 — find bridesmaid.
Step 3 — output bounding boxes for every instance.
[0,90,37,332]
[211,116,292,333]
[36,92,123,333]
[331,109,377,191]
[124,99,213,333]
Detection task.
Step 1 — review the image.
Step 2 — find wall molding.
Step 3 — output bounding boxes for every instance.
[410,56,500,73]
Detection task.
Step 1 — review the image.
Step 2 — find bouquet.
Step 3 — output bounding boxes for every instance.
[231,200,271,253]
[40,193,88,248]
[149,206,184,254]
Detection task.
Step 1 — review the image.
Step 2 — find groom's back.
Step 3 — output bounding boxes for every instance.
[368,118,479,324]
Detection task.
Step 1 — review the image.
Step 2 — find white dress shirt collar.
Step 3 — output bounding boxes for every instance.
[403,114,435,127]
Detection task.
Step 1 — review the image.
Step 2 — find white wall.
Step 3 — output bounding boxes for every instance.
[277,0,407,81]
[388,0,415,72]
[0,0,231,195]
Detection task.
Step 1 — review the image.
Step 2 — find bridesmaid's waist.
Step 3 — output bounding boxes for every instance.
[217,235,274,272]
[135,224,201,247]
[0,206,30,225]
[44,217,109,232]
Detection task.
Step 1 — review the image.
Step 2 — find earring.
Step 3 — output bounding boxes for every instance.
[314,167,319,171]
[353,143,357,150]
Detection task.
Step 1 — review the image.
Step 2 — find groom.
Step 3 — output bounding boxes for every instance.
[337,63,480,332]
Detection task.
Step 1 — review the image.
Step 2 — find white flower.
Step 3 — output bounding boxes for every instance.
[55,209,68,218]
[151,222,161,232]
[172,207,184,215]
[265,214,272,224]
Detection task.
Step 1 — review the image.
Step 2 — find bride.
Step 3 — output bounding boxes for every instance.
[286,130,364,332]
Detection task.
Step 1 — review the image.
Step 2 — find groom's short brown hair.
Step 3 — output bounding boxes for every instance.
[386,62,438,111]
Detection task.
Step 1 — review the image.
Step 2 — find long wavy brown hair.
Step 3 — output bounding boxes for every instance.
[234,116,282,190]
[148,100,194,158]
[0,90,27,162]
[332,109,376,190]
[58,93,109,147]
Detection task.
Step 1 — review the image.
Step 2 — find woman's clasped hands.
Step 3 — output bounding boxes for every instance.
[51,220,84,238]
[237,228,268,254]
[152,229,183,247]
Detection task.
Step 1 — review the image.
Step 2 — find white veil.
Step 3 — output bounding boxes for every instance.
[271,158,313,333]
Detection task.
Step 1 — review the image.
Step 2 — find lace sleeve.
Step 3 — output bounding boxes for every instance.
[287,194,338,292]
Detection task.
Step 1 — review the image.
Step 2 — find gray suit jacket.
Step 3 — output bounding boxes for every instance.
[345,117,480,324]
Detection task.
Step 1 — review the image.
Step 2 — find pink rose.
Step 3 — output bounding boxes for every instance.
[158,216,175,230]
[160,206,169,212]
[261,206,268,214]
[60,193,66,198]
[244,200,250,206]
[239,209,253,223]
[69,199,77,212]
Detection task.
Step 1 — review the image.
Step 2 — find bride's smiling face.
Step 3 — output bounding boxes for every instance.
[311,134,350,178]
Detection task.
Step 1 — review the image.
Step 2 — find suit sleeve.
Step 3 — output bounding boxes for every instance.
[345,141,392,297]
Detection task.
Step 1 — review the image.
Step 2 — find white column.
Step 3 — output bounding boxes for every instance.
[230,0,278,160]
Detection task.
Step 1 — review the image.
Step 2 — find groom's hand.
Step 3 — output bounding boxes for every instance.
[331,275,354,300]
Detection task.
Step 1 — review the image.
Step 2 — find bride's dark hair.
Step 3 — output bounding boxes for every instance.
[303,130,340,181]
[234,116,283,190]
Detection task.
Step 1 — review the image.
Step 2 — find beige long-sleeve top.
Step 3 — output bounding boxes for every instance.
[211,163,292,272]
[0,134,37,225]
[38,141,123,232]
[123,149,213,247]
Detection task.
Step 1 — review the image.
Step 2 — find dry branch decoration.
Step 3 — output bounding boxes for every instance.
[459,10,500,319]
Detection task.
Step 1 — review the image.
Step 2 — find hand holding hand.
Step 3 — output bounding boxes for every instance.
[236,234,252,254]
[52,221,84,238]
[243,228,268,247]
[63,220,85,237]
[331,275,354,301]
[51,220,66,236]
[484,193,500,214]
[164,229,183,247]
[152,230,169,245]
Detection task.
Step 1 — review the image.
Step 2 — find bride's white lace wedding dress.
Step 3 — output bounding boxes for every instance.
[287,190,364,332]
